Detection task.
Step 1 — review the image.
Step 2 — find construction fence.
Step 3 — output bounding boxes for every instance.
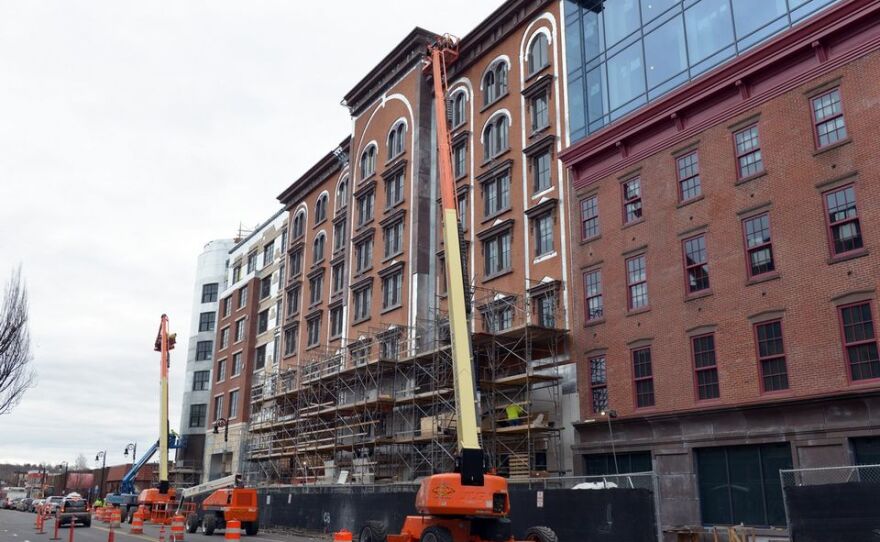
[255,473,658,542]
[781,464,880,542]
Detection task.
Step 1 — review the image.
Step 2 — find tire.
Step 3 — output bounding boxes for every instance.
[202,513,216,536]
[359,521,387,542]
[83,519,91,528]
[525,526,559,542]
[420,526,453,542]
[186,513,199,533]
[126,507,135,524]
[244,521,259,536]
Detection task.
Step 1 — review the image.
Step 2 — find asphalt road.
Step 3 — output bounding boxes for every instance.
[0,509,326,542]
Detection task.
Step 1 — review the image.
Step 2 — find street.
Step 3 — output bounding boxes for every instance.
[0,509,326,542]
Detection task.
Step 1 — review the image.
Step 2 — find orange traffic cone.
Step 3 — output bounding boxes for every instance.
[224,519,241,541]
[130,509,144,535]
[171,514,185,541]
[333,529,353,542]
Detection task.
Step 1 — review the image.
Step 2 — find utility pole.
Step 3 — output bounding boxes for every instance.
[61,462,69,494]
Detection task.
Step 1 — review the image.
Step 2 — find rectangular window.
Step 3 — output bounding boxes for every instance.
[353,286,372,322]
[228,389,239,418]
[309,274,323,306]
[384,221,404,259]
[223,297,232,317]
[283,326,297,356]
[622,177,642,223]
[235,318,245,342]
[692,334,720,400]
[743,214,775,278]
[483,173,511,217]
[238,286,248,309]
[287,285,301,316]
[840,302,880,381]
[259,276,271,300]
[584,269,603,321]
[232,352,242,376]
[357,190,375,226]
[683,234,710,294]
[589,356,608,414]
[330,306,344,338]
[532,151,552,193]
[307,317,321,347]
[332,263,345,294]
[213,395,223,422]
[824,185,863,257]
[534,213,554,257]
[484,230,512,277]
[696,443,792,527]
[382,271,403,310]
[232,265,241,283]
[755,320,789,392]
[531,92,549,132]
[333,219,347,253]
[192,370,210,391]
[219,327,229,349]
[580,195,599,240]
[356,238,373,273]
[677,151,701,202]
[201,283,218,303]
[734,124,764,179]
[385,172,404,208]
[626,254,648,310]
[254,344,266,371]
[457,192,468,230]
[195,340,213,361]
[811,88,847,148]
[216,359,226,382]
[536,294,555,328]
[198,312,216,332]
[263,243,274,266]
[188,404,207,428]
[453,142,467,178]
[583,451,652,476]
[291,249,303,277]
[483,302,514,332]
[246,252,257,273]
[257,309,269,334]
[632,347,655,408]
[281,228,288,251]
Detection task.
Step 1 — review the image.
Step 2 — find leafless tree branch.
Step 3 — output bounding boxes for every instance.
[0,266,36,415]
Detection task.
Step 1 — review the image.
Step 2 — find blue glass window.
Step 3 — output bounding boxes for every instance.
[644,15,687,91]
[685,0,734,65]
[603,0,640,47]
[640,0,679,23]
[607,41,645,113]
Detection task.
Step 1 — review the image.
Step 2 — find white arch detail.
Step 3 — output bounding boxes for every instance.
[479,54,512,91]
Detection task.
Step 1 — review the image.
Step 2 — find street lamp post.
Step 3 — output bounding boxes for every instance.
[123,443,137,463]
[94,451,106,502]
[60,461,69,495]
[599,409,620,475]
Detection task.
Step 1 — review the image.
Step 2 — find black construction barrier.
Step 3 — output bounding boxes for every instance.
[785,482,880,542]
[257,484,657,542]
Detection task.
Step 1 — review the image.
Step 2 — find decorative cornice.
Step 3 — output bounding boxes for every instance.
[278,137,350,207]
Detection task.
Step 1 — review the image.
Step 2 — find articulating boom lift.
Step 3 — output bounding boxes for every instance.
[358,36,557,542]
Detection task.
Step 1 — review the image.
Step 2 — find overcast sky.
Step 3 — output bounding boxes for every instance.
[0,0,496,467]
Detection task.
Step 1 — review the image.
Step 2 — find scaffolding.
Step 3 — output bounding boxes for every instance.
[243,280,567,485]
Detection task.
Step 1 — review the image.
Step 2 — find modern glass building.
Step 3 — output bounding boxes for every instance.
[564,0,840,142]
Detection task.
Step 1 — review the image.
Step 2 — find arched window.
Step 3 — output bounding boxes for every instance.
[313,233,325,264]
[315,194,328,224]
[293,210,306,239]
[483,62,508,106]
[528,34,549,74]
[483,115,510,161]
[387,122,406,159]
[452,92,467,127]
[336,178,348,211]
[360,145,376,180]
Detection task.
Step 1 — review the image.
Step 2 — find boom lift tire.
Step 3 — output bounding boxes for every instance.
[186,513,199,533]
[244,521,259,536]
[126,507,135,524]
[525,526,559,542]
[359,520,388,542]
[202,513,216,536]
[420,526,454,542]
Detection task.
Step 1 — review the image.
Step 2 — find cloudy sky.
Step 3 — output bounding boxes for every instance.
[0,1,495,467]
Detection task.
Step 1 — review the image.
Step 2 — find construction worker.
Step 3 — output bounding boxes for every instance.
[504,404,526,427]
[93,496,103,508]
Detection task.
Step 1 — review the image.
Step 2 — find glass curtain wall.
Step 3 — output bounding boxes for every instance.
[565,0,839,142]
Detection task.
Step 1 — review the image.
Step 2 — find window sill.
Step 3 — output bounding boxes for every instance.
[352,316,372,325]
[585,318,605,328]
[384,199,405,214]
[525,64,550,83]
[759,389,793,398]
[746,272,781,286]
[328,336,341,344]
[580,234,601,246]
[735,170,768,186]
[384,150,406,167]
[356,218,375,230]
[354,267,373,278]
[684,290,713,303]
[532,185,556,200]
[305,343,321,352]
[533,251,557,264]
[528,125,552,140]
[380,304,402,315]
[482,268,514,284]
[382,251,404,264]
[479,91,510,113]
[828,249,869,265]
[360,172,376,185]
[481,207,512,225]
[621,218,645,230]
[813,137,852,157]
[677,194,705,209]
[626,307,651,317]
[480,147,512,168]
[312,218,327,230]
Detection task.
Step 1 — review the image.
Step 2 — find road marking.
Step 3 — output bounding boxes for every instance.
[93,526,155,541]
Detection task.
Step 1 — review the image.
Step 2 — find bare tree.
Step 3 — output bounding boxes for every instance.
[74,454,88,471]
[0,267,35,414]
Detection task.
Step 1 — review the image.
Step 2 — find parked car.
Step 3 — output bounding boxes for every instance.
[16,498,33,511]
[9,498,23,510]
[58,496,90,528]
[30,498,44,512]
[44,496,64,513]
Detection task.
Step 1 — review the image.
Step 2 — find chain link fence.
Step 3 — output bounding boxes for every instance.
[781,463,880,487]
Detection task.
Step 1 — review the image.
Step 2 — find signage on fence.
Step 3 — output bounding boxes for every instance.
[537,491,544,508]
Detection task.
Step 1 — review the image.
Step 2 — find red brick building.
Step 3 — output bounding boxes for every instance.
[561,0,880,533]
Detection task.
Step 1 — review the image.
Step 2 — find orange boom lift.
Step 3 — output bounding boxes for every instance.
[358,36,557,542]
